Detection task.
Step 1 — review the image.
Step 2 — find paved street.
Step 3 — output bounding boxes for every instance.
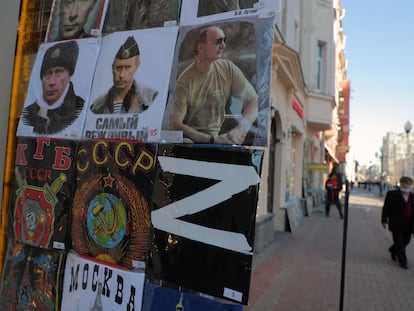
[246,187,414,311]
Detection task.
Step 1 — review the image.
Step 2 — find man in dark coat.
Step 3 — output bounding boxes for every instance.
[21,41,84,135]
[382,176,414,269]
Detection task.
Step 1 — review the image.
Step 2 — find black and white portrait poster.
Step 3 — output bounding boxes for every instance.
[148,145,263,305]
[180,0,279,25]
[8,137,77,251]
[61,251,145,311]
[46,0,109,42]
[162,15,275,146]
[83,27,178,142]
[103,0,181,34]
[17,38,100,139]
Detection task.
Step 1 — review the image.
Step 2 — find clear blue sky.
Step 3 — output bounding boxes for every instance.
[342,0,414,165]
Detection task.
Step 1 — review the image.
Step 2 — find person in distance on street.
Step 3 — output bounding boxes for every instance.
[324,164,344,219]
[381,176,414,269]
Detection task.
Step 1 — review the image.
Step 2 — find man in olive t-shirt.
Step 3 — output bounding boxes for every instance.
[169,26,258,145]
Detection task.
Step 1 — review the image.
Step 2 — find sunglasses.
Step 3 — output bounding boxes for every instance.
[208,37,227,45]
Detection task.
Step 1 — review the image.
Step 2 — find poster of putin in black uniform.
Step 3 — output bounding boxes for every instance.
[17,39,100,139]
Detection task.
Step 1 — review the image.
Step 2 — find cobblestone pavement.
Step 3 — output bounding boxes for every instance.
[246,187,414,311]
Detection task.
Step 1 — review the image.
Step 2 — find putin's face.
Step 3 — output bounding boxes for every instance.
[42,66,71,105]
[59,0,96,39]
[112,56,140,92]
[197,27,226,63]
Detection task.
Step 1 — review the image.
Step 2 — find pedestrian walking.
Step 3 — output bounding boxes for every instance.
[381,176,414,269]
[324,165,344,219]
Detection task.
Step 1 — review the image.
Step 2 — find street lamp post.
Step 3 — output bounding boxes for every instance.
[404,121,412,177]
[404,121,412,138]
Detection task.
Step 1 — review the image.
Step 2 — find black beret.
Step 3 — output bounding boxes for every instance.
[400,176,413,185]
[40,41,79,78]
[115,36,140,60]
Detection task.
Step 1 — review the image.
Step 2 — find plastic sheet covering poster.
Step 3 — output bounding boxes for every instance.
[0,241,65,311]
[83,27,178,142]
[142,281,243,311]
[61,251,145,311]
[103,0,181,34]
[180,0,280,25]
[46,0,109,42]
[17,38,100,139]
[162,14,275,146]
[8,137,77,251]
[71,140,156,270]
[148,145,263,305]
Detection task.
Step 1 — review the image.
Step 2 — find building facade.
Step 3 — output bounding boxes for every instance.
[255,0,340,250]
[382,131,414,186]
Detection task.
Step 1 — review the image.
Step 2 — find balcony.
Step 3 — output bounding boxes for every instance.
[306,91,334,131]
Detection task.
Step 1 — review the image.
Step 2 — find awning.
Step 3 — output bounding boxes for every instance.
[325,146,339,163]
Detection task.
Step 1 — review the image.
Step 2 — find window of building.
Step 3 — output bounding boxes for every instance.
[316,41,326,92]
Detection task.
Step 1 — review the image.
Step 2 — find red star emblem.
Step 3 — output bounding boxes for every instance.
[103,173,115,188]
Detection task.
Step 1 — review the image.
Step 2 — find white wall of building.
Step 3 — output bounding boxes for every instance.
[281,0,302,51]
[301,0,335,96]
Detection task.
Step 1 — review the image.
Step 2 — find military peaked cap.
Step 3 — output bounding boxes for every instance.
[115,36,140,60]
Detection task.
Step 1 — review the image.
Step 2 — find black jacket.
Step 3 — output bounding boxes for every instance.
[381,188,414,233]
[22,82,84,135]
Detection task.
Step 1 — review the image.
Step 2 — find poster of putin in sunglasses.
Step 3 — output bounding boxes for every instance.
[163,15,275,146]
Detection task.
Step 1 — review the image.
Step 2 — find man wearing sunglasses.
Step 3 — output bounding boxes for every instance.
[169,25,258,145]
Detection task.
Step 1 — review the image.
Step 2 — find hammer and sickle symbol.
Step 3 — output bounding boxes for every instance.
[92,198,118,241]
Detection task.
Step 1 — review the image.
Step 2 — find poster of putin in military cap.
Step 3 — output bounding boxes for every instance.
[17,38,100,139]
[83,27,178,142]
[46,0,109,42]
